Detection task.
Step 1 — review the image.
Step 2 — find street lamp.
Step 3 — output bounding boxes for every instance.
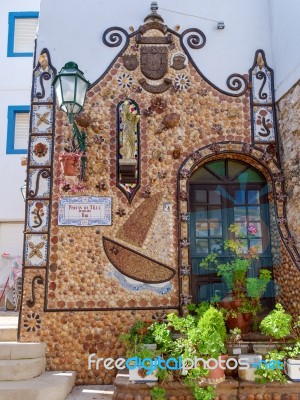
[53,62,90,180]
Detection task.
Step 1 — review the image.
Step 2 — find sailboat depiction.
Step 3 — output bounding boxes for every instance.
[103,193,176,284]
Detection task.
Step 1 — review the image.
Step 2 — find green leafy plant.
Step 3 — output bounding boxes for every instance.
[150,386,166,400]
[255,349,287,383]
[259,303,292,340]
[246,269,272,299]
[199,224,263,298]
[119,320,155,357]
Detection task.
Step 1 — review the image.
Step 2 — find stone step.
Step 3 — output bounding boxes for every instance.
[0,327,17,342]
[0,342,46,360]
[0,371,76,400]
[0,357,46,381]
[65,385,114,400]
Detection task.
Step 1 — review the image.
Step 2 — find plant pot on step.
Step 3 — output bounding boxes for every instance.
[199,355,228,384]
[59,153,81,176]
[226,313,249,334]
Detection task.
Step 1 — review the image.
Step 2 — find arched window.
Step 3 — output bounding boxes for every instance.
[189,159,273,304]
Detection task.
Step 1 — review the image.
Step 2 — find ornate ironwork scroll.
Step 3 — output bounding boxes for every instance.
[26,275,44,308]
[103,27,130,48]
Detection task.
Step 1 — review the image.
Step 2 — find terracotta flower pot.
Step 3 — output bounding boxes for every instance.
[199,355,227,384]
[226,313,248,334]
[59,153,80,176]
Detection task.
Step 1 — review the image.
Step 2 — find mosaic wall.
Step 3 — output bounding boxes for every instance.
[277,81,300,247]
[19,10,300,384]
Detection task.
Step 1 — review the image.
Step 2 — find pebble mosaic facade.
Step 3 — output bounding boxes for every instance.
[18,10,300,385]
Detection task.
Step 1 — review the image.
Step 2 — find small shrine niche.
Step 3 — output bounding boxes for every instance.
[116,99,140,203]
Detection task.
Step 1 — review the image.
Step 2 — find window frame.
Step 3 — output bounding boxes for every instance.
[7,12,39,57]
[6,106,30,154]
[188,160,273,304]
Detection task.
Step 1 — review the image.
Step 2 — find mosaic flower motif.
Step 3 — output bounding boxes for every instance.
[277,217,287,225]
[117,73,133,89]
[273,173,284,183]
[242,143,253,154]
[275,192,287,202]
[180,169,190,179]
[116,207,126,217]
[24,312,41,332]
[174,74,191,91]
[210,143,221,154]
[152,311,168,323]
[262,152,273,163]
[180,265,191,276]
[180,294,192,306]
[94,135,105,145]
[142,186,151,198]
[180,238,190,248]
[180,212,189,222]
[109,246,119,255]
[192,151,201,161]
[33,142,48,158]
[95,181,106,191]
[284,236,296,247]
[28,242,45,259]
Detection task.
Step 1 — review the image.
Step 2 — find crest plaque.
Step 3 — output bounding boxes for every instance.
[140,46,168,80]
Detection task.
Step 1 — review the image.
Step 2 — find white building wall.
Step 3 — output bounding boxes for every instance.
[270,0,300,100]
[0,0,40,259]
[37,0,273,93]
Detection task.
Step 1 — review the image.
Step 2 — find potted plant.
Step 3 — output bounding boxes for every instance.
[226,327,248,356]
[283,316,300,381]
[148,306,227,400]
[119,320,158,383]
[200,224,271,333]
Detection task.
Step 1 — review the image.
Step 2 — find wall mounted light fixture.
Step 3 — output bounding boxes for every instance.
[53,62,90,180]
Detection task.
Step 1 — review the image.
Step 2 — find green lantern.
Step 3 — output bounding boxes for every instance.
[53,61,90,122]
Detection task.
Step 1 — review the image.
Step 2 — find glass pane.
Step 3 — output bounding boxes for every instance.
[210,222,223,237]
[250,239,263,253]
[206,161,226,178]
[228,161,247,180]
[209,207,222,219]
[211,239,223,254]
[196,222,208,237]
[209,189,221,204]
[234,206,247,221]
[248,206,261,220]
[236,222,247,236]
[238,239,248,253]
[234,190,246,204]
[195,190,207,203]
[190,168,220,183]
[248,190,260,204]
[196,239,208,254]
[238,168,264,183]
[247,223,262,237]
[195,206,207,220]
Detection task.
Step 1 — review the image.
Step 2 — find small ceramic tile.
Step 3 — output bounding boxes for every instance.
[26,200,49,232]
[24,234,48,267]
[29,136,52,166]
[28,168,51,198]
[253,106,275,142]
[31,105,53,134]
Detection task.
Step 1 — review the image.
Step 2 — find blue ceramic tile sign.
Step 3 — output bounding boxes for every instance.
[58,196,112,226]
